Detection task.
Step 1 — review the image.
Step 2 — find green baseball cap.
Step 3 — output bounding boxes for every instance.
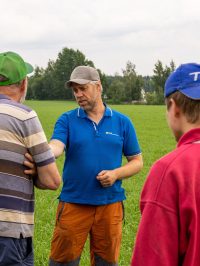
[0,51,34,86]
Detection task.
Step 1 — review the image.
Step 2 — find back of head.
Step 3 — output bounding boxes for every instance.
[0,51,33,86]
[165,63,200,123]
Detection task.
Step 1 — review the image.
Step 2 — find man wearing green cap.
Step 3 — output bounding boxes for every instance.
[0,51,61,265]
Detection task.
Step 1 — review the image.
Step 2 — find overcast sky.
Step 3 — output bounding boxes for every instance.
[1,0,200,76]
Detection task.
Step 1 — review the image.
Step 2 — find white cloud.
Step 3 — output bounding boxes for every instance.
[1,0,200,75]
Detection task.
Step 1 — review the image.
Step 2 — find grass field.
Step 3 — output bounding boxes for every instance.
[25,101,176,266]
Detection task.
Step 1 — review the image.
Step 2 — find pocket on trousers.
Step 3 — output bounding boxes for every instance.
[57,201,65,222]
[13,237,33,265]
[121,201,125,221]
[22,238,33,266]
[22,250,34,266]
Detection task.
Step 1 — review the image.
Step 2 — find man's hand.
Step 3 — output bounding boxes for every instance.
[23,152,61,190]
[23,153,37,176]
[96,170,118,187]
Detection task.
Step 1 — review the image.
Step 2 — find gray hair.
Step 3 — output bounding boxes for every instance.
[89,81,103,92]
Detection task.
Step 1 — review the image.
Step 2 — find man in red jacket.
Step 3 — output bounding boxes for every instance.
[131,63,200,266]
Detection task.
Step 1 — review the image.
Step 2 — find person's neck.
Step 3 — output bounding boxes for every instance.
[9,95,21,102]
[175,117,200,142]
[0,93,19,102]
[0,87,21,103]
[182,122,200,135]
[87,101,105,124]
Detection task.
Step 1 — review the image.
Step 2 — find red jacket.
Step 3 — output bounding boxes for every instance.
[131,128,200,266]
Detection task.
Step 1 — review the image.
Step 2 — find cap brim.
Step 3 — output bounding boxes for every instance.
[66,79,91,88]
[25,62,34,74]
[180,86,200,100]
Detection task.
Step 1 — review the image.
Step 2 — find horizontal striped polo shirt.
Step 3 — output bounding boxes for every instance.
[0,94,55,238]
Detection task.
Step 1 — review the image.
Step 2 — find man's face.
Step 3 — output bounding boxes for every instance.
[72,82,100,111]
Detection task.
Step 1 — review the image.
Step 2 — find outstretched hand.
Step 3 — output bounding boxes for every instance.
[24,153,37,176]
[96,170,118,187]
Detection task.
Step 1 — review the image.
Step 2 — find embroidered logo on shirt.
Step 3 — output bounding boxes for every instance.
[105,132,120,137]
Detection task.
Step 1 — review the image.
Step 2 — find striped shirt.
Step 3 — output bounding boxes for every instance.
[0,94,55,238]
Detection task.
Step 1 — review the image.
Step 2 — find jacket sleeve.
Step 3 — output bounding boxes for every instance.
[131,201,179,266]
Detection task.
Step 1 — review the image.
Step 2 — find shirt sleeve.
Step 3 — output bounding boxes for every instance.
[131,201,179,266]
[23,111,55,167]
[123,117,141,156]
[51,113,69,147]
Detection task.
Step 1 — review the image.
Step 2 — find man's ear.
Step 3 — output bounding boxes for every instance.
[96,81,102,92]
[19,78,27,94]
[170,98,181,118]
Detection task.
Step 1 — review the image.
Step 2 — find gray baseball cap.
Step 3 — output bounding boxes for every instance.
[66,66,100,87]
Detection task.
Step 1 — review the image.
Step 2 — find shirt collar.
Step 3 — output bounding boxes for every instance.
[0,94,11,100]
[77,104,113,118]
[177,128,200,147]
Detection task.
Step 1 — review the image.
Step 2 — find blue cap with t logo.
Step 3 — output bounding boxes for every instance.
[164,63,200,99]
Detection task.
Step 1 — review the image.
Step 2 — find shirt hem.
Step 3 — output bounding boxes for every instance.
[58,197,126,206]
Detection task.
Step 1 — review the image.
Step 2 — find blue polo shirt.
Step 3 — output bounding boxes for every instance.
[51,106,141,205]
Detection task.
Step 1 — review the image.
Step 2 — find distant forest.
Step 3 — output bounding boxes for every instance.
[27,47,176,105]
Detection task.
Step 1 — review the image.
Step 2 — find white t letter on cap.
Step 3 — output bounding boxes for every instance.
[189,72,200,81]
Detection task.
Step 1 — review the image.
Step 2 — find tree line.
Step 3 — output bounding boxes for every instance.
[27,47,176,105]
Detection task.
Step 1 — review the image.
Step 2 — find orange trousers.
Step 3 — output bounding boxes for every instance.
[49,202,123,266]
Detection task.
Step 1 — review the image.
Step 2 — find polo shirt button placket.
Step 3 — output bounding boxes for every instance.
[92,121,100,137]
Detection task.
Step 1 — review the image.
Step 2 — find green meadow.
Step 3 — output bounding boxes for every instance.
[25,101,176,266]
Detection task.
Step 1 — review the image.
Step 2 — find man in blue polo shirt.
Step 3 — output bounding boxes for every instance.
[49,66,143,266]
